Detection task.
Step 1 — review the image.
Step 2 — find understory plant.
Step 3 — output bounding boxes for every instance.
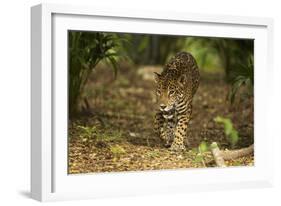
[193,141,209,167]
[69,31,121,116]
[214,116,239,148]
[228,54,254,104]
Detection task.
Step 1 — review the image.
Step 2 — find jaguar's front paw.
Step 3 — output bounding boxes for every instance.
[169,143,186,152]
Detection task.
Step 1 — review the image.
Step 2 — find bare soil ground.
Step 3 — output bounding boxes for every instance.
[68,63,254,174]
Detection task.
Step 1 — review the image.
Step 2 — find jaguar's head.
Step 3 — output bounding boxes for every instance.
[154,72,186,113]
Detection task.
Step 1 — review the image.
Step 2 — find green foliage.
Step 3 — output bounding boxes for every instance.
[99,129,123,142]
[185,37,222,73]
[69,31,121,116]
[77,125,123,142]
[110,145,126,157]
[228,54,254,104]
[193,154,204,164]
[214,116,239,148]
[77,125,95,139]
[193,141,209,166]
[198,141,209,153]
[185,37,253,82]
[147,150,161,158]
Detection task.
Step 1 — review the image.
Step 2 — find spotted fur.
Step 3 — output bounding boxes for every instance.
[154,52,200,151]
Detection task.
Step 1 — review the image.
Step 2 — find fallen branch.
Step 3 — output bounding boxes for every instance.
[222,144,254,160]
[210,142,254,167]
[210,142,226,167]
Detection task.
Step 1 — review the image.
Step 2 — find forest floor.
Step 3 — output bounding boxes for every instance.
[68,63,254,174]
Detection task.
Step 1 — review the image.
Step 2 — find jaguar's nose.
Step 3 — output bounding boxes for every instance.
[160,104,166,110]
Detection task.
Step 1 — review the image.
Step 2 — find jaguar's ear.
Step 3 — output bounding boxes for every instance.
[178,75,186,86]
[154,72,161,83]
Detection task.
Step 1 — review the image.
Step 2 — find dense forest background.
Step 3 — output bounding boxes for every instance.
[68,31,254,173]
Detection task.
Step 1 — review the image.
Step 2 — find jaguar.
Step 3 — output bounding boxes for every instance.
[154,51,200,151]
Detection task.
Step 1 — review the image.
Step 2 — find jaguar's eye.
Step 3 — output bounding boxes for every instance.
[156,90,161,96]
[169,90,175,96]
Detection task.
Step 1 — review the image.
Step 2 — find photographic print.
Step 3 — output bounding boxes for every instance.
[68,31,254,174]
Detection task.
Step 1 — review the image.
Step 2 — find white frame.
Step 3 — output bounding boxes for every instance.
[31,3,274,202]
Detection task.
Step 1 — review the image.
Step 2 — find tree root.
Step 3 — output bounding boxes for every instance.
[210,142,254,167]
